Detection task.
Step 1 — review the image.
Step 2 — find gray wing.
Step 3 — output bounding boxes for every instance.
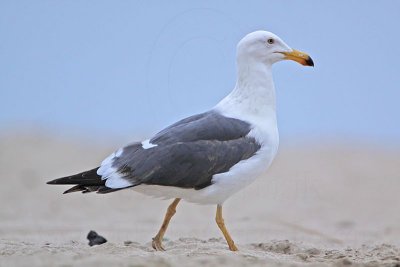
[107,110,261,190]
[150,111,251,144]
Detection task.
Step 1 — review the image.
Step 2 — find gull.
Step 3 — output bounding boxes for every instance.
[47,30,313,251]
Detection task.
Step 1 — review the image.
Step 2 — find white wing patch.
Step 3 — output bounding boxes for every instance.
[97,148,123,178]
[105,173,133,188]
[97,148,133,189]
[141,139,158,149]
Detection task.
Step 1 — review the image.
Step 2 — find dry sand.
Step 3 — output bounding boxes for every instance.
[1,132,399,266]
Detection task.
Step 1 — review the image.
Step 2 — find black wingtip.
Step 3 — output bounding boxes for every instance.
[47,177,66,185]
[62,185,83,194]
[96,187,125,194]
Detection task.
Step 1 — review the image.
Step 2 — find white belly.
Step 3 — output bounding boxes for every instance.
[132,140,278,205]
[133,109,280,205]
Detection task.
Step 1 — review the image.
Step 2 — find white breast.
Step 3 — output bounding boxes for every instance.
[133,64,280,205]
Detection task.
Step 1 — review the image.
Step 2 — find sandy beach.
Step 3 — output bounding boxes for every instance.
[1,132,399,266]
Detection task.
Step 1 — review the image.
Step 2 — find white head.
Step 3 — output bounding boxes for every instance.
[237,31,314,67]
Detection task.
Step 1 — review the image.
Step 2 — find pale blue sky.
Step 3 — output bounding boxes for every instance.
[1,1,399,144]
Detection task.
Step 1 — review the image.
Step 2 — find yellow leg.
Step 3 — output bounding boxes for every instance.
[152,198,181,251]
[215,204,238,251]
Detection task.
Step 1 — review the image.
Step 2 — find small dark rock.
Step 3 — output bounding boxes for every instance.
[87,230,107,246]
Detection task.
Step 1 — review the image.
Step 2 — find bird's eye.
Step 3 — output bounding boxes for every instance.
[267,38,274,44]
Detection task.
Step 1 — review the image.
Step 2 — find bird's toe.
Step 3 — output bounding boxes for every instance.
[228,243,239,251]
[152,238,166,251]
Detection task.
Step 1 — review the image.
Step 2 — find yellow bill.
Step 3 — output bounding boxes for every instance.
[281,49,314,66]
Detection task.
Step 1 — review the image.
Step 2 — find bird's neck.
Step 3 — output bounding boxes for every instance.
[215,61,276,119]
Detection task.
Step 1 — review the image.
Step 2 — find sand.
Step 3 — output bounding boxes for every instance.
[1,132,399,266]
